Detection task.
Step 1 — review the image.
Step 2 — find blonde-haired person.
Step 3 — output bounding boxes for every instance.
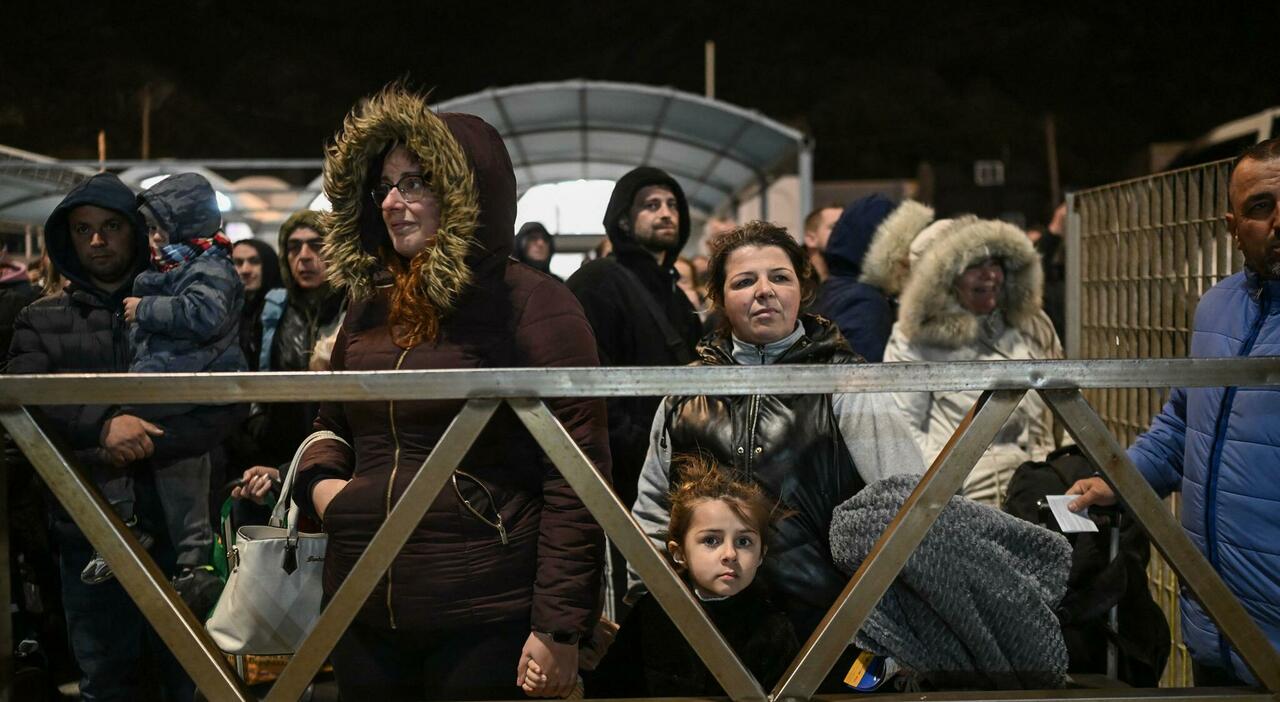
[292,85,611,700]
[883,218,1065,506]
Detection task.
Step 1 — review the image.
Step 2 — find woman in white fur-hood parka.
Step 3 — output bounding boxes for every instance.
[883,217,1065,506]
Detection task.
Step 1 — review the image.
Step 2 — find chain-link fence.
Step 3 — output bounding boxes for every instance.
[1068,158,1239,686]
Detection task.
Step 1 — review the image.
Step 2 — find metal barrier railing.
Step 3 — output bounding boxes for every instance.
[1,361,1278,701]
[1067,158,1238,685]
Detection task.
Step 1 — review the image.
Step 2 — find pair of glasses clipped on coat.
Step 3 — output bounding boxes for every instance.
[452,470,508,546]
[371,173,433,204]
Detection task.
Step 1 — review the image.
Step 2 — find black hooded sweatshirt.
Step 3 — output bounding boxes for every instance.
[6,173,240,486]
[514,221,559,279]
[566,166,701,507]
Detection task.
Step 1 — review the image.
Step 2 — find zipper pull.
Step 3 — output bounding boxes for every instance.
[497,523,509,546]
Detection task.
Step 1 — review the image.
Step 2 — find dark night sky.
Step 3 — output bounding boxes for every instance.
[4,1,1279,201]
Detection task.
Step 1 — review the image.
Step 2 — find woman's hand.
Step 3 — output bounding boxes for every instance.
[231,466,280,504]
[517,632,578,698]
[311,478,350,520]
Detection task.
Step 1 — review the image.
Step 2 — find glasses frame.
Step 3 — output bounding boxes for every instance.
[370,173,431,205]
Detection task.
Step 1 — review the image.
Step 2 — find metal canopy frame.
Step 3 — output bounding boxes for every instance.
[435,80,809,217]
[1,360,1278,701]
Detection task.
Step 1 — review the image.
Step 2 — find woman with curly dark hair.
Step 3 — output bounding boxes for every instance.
[630,220,924,641]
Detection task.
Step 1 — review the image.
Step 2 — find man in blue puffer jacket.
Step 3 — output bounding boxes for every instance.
[1069,138,1280,686]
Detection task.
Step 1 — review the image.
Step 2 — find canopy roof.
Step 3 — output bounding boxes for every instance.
[0,145,95,227]
[436,80,808,216]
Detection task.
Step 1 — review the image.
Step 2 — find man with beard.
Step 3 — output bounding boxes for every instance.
[567,168,701,614]
[6,173,243,700]
[1068,137,1280,687]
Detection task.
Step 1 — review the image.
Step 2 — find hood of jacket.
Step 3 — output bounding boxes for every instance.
[275,209,332,296]
[321,85,516,313]
[897,218,1043,349]
[858,199,934,295]
[137,172,222,243]
[602,166,691,268]
[823,194,895,278]
[43,173,150,293]
[514,221,556,273]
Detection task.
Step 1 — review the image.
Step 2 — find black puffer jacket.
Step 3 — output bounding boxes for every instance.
[660,315,866,635]
[6,173,239,471]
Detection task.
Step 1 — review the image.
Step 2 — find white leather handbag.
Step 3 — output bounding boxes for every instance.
[206,430,348,655]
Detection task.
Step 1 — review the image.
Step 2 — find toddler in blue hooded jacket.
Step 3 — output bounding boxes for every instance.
[83,173,246,614]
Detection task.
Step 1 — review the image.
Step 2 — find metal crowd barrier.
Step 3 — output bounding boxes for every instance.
[1,361,1278,702]
[1066,158,1238,685]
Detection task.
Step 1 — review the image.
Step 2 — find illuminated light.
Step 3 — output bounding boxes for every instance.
[225,222,255,242]
[309,192,332,212]
[516,180,614,235]
[215,192,233,212]
[140,174,171,189]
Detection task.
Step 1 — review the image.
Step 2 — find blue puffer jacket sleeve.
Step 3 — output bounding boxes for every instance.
[1126,387,1187,498]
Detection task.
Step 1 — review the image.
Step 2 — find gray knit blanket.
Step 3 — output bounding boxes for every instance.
[828,475,1072,689]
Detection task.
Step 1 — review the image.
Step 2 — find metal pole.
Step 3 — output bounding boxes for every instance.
[0,426,10,702]
[773,389,1027,700]
[509,398,767,701]
[0,407,249,701]
[705,40,716,100]
[266,399,501,702]
[1066,192,1082,359]
[799,140,814,234]
[5,358,1280,405]
[759,174,770,221]
[1040,389,1280,690]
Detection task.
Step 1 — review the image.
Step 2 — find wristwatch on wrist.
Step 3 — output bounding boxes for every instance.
[539,630,580,645]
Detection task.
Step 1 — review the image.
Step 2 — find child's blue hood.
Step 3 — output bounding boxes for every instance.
[137,172,223,243]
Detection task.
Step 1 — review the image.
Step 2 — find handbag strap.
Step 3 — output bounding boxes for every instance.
[271,430,351,535]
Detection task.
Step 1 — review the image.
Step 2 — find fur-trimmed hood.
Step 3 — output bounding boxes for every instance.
[897,218,1043,348]
[321,85,516,313]
[858,199,934,295]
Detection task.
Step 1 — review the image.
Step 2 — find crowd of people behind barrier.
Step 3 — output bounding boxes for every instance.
[2,83,1278,700]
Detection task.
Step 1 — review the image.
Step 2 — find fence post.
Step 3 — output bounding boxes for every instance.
[0,428,10,702]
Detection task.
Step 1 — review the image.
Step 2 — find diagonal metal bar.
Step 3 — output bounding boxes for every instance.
[1039,389,1280,691]
[0,407,249,701]
[774,390,1028,700]
[507,398,767,701]
[266,398,501,702]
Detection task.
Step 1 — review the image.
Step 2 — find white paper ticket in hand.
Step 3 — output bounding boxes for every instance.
[1047,494,1100,533]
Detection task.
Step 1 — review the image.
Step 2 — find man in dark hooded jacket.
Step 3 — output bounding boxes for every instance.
[812,195,897,362]
[515,221,559,279]
[567,168,701,507]
[567,167,701,616]
[5,173,240,700]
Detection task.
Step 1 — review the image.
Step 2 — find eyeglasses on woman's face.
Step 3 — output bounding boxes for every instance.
[371,173,431,205]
